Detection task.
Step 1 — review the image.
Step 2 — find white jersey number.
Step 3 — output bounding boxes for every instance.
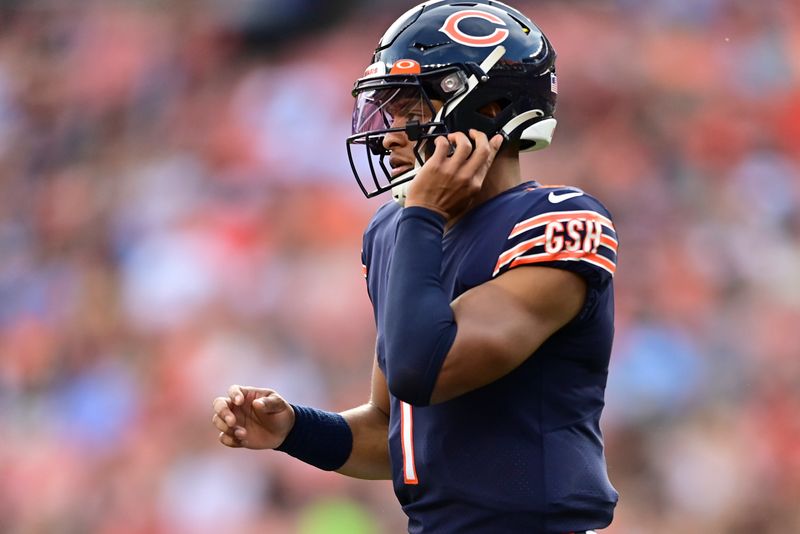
[400,401,418,484]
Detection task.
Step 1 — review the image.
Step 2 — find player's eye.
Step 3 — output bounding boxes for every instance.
[402,105,431,123]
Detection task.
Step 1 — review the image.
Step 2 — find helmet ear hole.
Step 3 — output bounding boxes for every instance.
[478,98,511,118]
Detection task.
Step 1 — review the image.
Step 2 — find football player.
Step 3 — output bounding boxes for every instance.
[212,1,619,532]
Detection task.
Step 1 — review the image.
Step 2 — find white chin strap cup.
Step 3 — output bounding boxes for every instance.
[500,109,557,153]
[392,180,410,206]
[392,182,408,206]
[391,164,420,206]
[519,117,557,152]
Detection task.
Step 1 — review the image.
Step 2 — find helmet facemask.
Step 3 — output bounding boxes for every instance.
[347,43,513,203]
[346,68,469,200]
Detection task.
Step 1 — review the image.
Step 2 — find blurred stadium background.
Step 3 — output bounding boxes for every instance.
[0,0,798,532]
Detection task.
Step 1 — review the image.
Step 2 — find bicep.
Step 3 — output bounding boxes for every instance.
[429,266,586,404]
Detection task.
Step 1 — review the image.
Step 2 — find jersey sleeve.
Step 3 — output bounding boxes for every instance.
[492,191,618,288]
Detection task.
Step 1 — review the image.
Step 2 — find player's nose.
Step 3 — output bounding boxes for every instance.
[382,121,410,151]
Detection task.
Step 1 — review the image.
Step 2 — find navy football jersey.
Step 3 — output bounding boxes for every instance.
[361,181,619,533]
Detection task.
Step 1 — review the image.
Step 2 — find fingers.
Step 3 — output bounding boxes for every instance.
[219,431,243,448]
[212,401,248,441]
[468,129,502,156]
[490,132,504,151]
[212,396,237,427]
[426,135,452,165]
[429,130,502,170]
[424,131,471,167]
[212,413,231,434]
[227,384,245,406]
[423,132,475,177]
[461,130,503,177]
[213,386,287,449]
[227,384,276,406]
[447,131,473,162]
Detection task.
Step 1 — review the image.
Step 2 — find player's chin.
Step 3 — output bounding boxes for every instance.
[391,165,413,178]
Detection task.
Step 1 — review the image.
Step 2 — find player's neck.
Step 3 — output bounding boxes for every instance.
[480,150,522,201]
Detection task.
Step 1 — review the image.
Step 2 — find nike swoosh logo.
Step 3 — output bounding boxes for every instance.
[548,190,584,203]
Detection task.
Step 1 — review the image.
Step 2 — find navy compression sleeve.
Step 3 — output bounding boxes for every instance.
[384,206,458,406]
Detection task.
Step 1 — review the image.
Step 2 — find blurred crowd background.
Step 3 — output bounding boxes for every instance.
[0,0,798,532]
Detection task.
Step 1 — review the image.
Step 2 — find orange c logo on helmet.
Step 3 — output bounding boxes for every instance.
[439,10,509,48]
[390,59,422,75]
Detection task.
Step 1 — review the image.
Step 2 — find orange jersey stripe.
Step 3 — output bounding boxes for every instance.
[509,210,614,239]
[582,254,617,274]
[600,234,618,253]
[493,235,547,275]
[509,250,617,275]
[496,226,618,276]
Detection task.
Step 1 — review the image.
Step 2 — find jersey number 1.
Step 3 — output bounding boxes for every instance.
[400,401,419,484]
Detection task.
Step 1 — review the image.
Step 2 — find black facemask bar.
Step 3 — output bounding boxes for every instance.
[346,122,448,199]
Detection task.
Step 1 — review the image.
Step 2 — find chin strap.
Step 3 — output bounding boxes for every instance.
[391,162,419,205]
[441,45,506,120]
[391,178,410,206]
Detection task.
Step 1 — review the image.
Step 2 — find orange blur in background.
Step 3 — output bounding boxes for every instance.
[0,1,799,533]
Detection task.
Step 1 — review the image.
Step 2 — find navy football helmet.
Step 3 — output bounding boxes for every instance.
[347,0,558,201]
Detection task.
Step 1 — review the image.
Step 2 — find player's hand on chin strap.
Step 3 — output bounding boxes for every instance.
[212,385,296,449]
[405,129,504,221]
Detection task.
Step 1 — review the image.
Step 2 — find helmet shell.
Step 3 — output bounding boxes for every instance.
[346,1,559,200]
[375,1,553,75]
[364,0,557,149]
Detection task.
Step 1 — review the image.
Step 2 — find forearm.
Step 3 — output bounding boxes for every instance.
[338,403,392,480]
[384,207,457,406]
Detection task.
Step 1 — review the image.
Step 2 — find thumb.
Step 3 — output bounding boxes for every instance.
[253,393,288,414]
